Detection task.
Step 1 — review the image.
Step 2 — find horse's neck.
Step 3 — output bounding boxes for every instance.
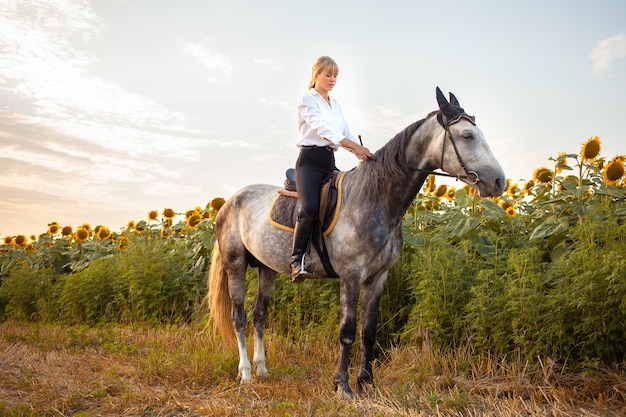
[346,116,439,225]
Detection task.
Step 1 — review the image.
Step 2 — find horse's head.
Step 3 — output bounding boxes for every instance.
[434,87,506,197]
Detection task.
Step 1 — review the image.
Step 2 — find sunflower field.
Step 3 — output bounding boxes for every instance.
[1,137,625,367]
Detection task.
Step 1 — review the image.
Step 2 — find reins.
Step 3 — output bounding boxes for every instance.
[411,113,480,185]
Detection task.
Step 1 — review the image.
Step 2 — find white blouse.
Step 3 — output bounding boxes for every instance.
[297,88,358,148]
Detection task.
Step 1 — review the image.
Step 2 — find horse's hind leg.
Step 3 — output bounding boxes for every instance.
[252,266,277,378]
[226,259,252,383]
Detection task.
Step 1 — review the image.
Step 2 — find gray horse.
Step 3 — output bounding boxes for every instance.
[208,87,506,399]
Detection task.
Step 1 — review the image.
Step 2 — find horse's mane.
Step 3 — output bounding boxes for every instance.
[348,111,438,207]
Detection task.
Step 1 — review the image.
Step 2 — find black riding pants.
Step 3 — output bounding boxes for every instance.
[295,146,336,219]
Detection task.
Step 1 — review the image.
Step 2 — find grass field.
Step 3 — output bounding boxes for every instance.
[0,321,624,416]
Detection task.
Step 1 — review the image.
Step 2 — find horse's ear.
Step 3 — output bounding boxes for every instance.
[449,92,461,107]
[436,87,449,109]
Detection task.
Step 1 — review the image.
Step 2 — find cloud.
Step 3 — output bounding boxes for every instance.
[590,33,626,77]
[254,58,284,71]
[0,111,159,197]
[176,40,232,82]
[0,0,194,138]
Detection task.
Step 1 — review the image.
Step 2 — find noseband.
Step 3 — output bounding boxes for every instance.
[413,113,480,185]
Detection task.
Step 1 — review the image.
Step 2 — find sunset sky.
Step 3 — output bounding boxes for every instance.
[1,0,625,237]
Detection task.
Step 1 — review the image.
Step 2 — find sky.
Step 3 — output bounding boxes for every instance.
[1,0,625,238]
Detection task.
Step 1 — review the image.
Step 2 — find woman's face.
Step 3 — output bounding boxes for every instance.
[315,70,337,92]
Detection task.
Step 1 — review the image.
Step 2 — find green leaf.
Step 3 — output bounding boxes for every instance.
[529,216,570,240]
[448,216,481,238]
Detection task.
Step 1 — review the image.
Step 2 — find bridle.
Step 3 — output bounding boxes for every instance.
[412,112,481,185]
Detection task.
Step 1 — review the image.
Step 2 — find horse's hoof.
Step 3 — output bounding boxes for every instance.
[335,382,355,400]
[239,368,252,384]
[357,380,376,396]
[255,365,269,379]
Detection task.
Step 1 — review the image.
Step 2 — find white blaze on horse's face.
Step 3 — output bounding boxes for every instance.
[442,118,506,197]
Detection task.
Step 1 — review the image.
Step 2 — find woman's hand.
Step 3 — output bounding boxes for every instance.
[340,138,372,161]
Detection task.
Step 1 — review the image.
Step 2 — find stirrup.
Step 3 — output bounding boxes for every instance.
[291,255,315,283]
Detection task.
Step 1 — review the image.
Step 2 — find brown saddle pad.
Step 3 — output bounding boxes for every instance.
[268,171,345,236]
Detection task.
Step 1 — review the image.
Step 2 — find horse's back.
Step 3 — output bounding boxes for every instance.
[216,183,291,274]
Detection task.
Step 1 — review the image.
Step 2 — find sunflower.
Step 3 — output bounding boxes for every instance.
[163,208,176,219]
[3,236,12,245]
[425,175,436,194]
[500,200,513,210]
[555,151,569,174]
[209,197,226,212]
[148,210,159,221]
[446,187,456,202]
[507,182,519,197]
[505,206,517,218]
[603,155,625,185]
[127,220,136,230]
[135,221,146,234]
[74,227,90,242]
[597,159,605,171]
[186,213,202,229]
[523,180,535,194]
[533,167,553,184]
[96,226,111,240]
[117,236,129,251]
[435,184,447,198]
[463,184,477,195]
[48,222,60,235]
[61,226,73,237]
[15,235,27,245]
[80,223,91,231]
[580,136,601,162]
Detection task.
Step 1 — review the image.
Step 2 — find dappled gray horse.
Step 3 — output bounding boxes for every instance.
[208,87,506,399]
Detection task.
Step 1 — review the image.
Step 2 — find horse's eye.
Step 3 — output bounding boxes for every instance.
[463,132,474,140]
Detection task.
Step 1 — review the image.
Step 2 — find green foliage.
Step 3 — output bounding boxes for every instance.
[0,264,60,321]
[1,149,625,367]
[398,151,626,365]
[0,219,215,325]
[58,239,206,324]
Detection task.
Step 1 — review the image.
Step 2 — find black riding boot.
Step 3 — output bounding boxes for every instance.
[290,209,316,283]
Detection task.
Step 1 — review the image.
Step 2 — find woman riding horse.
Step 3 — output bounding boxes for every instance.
[292,56,372,283]
[208,86,506,399]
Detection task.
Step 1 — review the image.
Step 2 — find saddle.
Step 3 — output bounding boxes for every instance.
[268,169,346,278]
[269,169,345,237]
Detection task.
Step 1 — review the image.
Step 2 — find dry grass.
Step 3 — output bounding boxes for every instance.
[0,321,624,416]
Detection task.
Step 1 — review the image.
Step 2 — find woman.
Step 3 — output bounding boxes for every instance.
[291,56,372,283]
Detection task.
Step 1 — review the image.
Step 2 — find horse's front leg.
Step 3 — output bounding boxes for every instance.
[252,266,276,378]
[357,271,388,392]
[334,277,360,399]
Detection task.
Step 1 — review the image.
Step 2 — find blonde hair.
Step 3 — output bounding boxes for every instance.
[308,56,339,89]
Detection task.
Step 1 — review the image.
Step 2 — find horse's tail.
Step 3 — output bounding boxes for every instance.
[207,240,237,346]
